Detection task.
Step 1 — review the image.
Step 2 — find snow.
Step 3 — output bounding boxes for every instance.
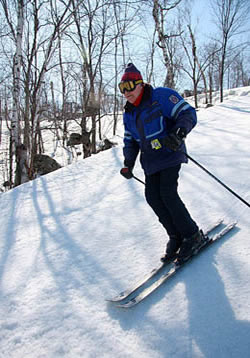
[1,87,250,357]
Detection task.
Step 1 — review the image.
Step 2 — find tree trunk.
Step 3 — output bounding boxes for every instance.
[12,0,27,186]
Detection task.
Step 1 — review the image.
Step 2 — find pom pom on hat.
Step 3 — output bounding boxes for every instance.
[121,63,143,81]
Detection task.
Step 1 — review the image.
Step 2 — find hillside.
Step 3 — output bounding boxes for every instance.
[0,87,250,357]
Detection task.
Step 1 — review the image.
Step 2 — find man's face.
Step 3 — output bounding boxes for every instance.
[123,84,143,104]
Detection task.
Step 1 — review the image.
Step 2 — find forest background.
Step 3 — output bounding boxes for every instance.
[0,0,249,191]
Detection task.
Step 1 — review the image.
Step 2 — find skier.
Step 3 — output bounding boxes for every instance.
[119,63,207,263]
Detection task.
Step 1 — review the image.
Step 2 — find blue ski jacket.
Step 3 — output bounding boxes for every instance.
[122,84,197,176]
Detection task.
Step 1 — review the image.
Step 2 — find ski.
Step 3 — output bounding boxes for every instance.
[107,219,223,303]
[116,221,236,308]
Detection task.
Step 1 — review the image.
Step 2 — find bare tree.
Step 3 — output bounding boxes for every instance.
[112,0,126,136]
[0,0,26,185]
[205,42,221,104]
[24,0,74,179]
[70,0,140,153]
[71,0,109,154]
[182,24,200,107]
[152,0,183,89]
[0,0,74,185]
[230,52,250,88]
[210,0,250,102]
[182,25,221,107]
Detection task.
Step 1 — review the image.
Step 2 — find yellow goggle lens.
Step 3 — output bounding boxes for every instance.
[119,80,143,94]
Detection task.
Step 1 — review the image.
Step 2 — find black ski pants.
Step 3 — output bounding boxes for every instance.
[145,164,198,239]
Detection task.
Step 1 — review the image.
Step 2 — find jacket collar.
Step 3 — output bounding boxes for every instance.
[124,84,153,112]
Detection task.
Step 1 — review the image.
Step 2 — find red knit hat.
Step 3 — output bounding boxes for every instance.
[121,63,143,81]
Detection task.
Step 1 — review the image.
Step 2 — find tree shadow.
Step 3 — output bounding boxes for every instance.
[30,174,119,299]
[0,188,20,292]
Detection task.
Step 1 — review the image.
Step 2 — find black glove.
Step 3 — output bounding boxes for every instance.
[120,167,133,179]
[163,127,187,151]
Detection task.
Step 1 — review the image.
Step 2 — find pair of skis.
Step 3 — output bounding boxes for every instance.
[107,219,236,308]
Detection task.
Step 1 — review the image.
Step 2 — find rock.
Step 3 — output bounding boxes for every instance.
[33,154,61,176]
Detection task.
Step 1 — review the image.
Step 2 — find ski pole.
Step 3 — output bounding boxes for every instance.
[132,174,145,185]
[185,152,250,209]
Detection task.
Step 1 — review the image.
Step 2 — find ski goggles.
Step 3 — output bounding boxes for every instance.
[118,79,143,94]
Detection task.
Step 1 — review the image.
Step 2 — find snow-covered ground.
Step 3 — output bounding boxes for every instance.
[0,87,250,357]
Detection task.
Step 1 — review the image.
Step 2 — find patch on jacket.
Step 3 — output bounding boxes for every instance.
[169,95,179,104]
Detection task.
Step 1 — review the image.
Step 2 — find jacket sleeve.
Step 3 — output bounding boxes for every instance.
[155,88,197,134]
[172,106,197,134]
[123,121,140,167]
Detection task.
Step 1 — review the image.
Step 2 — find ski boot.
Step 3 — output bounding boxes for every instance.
[177,229,208,264]
[161,235,183,263]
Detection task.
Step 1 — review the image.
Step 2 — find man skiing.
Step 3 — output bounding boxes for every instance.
[119,63,207,263]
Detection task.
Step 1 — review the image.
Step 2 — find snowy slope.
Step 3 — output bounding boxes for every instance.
[0,87,250,358]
